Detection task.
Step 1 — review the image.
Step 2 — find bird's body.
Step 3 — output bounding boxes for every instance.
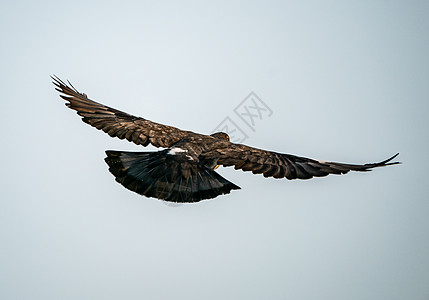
[53,76,400,203]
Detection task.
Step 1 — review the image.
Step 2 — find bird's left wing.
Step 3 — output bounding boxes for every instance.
[53,76,198,148]
[203,142,400,180]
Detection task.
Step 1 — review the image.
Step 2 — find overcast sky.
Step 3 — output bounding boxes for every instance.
[1,1,428,299]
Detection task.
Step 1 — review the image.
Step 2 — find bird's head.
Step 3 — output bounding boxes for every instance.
[210,132,230,141]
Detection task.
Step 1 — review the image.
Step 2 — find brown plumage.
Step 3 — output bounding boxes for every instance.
[53,76,400,203]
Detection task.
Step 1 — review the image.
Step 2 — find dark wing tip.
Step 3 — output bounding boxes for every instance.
[52,75,89,101]
[373,153,401,167]
[51,74,66,88]
[350,153,401,172]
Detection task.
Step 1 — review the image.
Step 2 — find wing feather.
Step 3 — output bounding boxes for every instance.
[52,76,198,148]
[203,142,400,180]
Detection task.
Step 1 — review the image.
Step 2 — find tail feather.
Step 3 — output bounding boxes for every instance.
[105,150,240,203]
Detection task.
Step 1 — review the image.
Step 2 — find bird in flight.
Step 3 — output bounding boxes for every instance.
[53,76,400,203]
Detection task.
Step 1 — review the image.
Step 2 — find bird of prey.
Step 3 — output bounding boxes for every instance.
[53,76,400,203]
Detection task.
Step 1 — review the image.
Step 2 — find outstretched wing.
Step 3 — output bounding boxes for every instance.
[52,76,197,148]
[203,143,400,180]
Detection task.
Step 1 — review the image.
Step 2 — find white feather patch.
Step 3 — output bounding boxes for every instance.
[168,147,194,161]
[168,147,187,155]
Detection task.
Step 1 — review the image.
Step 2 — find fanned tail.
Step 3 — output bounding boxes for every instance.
[104,150,240,203]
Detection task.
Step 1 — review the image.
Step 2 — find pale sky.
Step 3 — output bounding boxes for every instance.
[1,1,428,299]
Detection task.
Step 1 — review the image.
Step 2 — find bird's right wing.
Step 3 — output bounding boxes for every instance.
[53,76,198,148]
[203,142,400,180]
